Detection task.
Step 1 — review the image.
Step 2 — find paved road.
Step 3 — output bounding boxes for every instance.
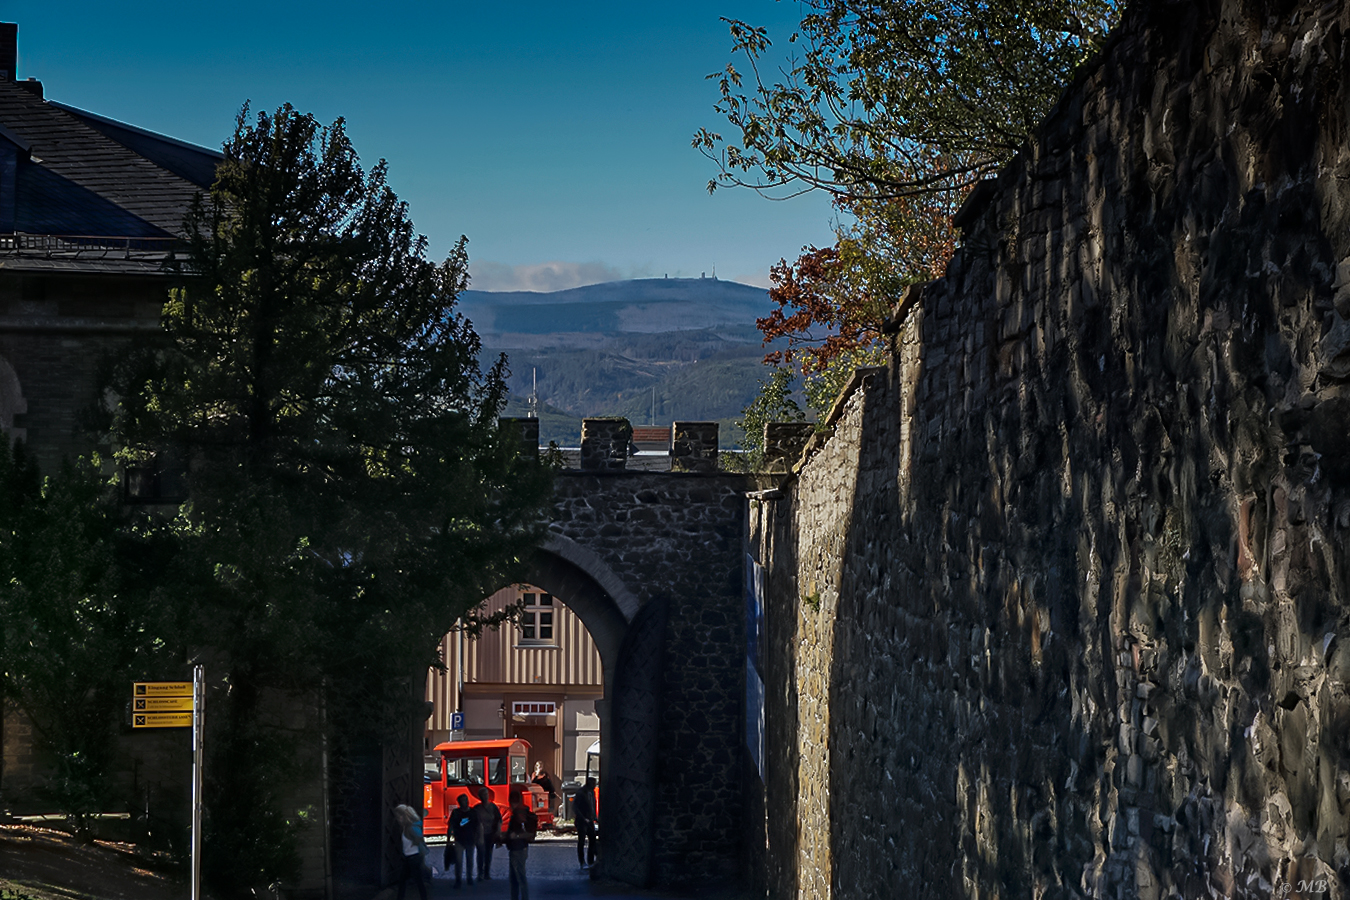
[390,835,743,900]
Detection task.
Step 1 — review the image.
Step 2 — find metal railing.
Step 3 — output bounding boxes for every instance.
[0,232,181,259]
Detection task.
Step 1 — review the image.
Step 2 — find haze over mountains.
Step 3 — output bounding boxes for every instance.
[460,277,779,447]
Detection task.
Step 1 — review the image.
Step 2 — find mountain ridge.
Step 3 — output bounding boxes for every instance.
[459,277,770,337]
[462,277,782,448]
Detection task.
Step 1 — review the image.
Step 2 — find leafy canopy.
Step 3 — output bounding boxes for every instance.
[760,191,959,380]
[0,438,180,836]
[113,105,552,672]
[696,0,1119,199]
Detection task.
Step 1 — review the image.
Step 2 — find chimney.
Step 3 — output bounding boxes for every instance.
[0,24,15,83]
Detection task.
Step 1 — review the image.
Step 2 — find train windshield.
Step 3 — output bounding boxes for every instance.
[446,757,485,785]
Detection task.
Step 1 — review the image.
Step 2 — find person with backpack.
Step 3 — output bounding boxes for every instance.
[393,804,428,900]
[473,786,503,880]
[504,785,538,900]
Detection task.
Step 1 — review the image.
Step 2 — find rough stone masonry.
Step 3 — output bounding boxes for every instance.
[748,1,1350,898]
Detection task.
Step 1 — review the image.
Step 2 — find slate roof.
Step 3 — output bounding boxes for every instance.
[52,102,222,191]
[0,79,219,274]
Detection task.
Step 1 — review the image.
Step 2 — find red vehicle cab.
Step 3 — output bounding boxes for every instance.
[422,739,555,844]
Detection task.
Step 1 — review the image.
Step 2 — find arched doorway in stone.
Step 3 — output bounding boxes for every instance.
[424,580,605,796]
[417,536,667,886]
[423,534,634,779]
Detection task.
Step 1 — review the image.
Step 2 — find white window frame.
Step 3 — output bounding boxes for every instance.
[518,591,556,646]
[512,701,557,716]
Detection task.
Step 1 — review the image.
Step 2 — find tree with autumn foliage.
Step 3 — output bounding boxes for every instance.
[759,190,961,414]
[701,0,1120,457]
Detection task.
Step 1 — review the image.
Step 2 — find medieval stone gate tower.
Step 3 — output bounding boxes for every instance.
[346,426,754,891]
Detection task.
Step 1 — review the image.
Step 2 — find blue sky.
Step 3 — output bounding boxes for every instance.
[5,1,836,290]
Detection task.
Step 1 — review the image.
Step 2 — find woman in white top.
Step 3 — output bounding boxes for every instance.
[394,803,428,900]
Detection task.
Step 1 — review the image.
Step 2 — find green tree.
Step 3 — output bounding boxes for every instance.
[108,105,554,892]
[731,367,805,469]
[0,441,176,836]
[695,0,1119,200]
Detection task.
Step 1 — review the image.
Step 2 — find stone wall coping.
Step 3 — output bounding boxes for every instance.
[744,488,785,501]
[881,281,928,334]
[790,365,886,476]
[555,469,750,481]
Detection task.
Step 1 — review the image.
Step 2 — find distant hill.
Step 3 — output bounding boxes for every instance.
[466,277,789,448]
[460,276,769,340]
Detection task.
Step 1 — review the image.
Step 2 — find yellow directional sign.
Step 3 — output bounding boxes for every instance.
[134,681,192,697]
[133,712,192,729]
[134,696,194,712]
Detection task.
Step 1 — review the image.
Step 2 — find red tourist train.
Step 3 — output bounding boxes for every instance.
[422,739,554,843]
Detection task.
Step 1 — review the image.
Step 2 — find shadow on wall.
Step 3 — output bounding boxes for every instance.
[766,0,1350,894]
[754,488,802,900]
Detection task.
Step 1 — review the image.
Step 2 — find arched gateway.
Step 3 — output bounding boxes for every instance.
[509,535,664,885]
[352,459,754,891]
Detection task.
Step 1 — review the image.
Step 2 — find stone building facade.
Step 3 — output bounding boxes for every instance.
[749,1,1350,897]
[0,29,219,806]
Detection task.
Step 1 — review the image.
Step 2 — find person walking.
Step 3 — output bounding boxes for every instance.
[574,776,598,869]
[505,785,538,900]
[393,804,428,900]
[473,786,502,881]
[447,793,479,887]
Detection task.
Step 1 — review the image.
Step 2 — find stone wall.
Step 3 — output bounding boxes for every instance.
[751,1,1350,897]
[552,470,749,884]
[0,273,163,471]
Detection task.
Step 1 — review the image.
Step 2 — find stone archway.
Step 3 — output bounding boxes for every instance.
[361,465,751,893]
[527,534,637,690]
[379,539,663,886]
[513,541,665,884]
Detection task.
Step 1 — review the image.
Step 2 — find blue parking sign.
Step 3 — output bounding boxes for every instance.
[451,711,464,732]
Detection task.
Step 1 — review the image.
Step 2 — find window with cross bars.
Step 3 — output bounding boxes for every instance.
[519,591,555,645]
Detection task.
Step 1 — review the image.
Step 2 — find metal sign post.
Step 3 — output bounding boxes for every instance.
[191,665,204,900]
[129,675,202,899]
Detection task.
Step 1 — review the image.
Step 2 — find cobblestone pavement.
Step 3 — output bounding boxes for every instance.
[404,835,743,900]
